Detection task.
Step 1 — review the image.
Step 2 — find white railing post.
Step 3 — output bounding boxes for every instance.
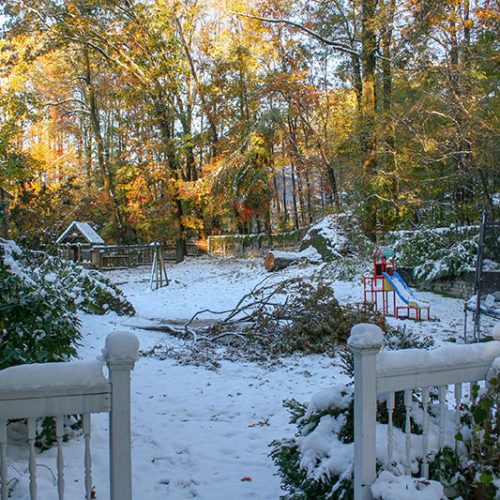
[348,324,383,500]
[104,332,139,500]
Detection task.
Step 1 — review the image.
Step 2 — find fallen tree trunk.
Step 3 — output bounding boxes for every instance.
[264,251,299,272]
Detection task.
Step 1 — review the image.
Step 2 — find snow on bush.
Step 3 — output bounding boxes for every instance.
[271,335,499,499]
[4,239,135,316]
[270,329,437,499]
[300,214,371,263]
[387,225,489,282]
[34,254,135,316]
[0,239,134,369]
[0,239,81,369]
[371,472,445,500]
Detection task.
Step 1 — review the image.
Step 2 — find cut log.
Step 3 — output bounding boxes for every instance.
[264,251,298,272]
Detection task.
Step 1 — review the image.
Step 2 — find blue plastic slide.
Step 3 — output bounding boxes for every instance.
[382,271,428,308]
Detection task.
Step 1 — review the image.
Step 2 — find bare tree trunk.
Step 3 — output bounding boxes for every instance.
[360,0,378,240]
[379,0,397,231]
[290,161,300,230]
[153,97,188,256]
[83,48,126,241]
[281,165,289,226]
[175,17,219,158]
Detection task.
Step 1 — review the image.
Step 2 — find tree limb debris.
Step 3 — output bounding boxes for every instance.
[140,274,383,367]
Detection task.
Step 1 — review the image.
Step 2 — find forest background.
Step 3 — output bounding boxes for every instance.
[0,0,498,253]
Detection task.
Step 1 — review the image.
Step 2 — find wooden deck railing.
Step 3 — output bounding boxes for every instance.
[0,332,139,500]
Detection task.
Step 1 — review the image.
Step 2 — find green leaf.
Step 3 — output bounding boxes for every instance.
[479,471,493,485]
[473,407,487,424]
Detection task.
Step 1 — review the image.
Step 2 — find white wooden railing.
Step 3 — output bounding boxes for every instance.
[0,331,139,500]
[348,323,500,500]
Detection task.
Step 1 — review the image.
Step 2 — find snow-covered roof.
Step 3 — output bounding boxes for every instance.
[375,246,394,258]
[56,221,104,245]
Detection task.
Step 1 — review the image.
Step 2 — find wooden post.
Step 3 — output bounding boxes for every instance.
[105,332,139,500]
[348,324,383,500]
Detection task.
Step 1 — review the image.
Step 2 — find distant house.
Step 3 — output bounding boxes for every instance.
[56,221,104,263]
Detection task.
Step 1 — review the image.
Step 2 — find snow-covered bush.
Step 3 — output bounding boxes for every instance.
[300,215,371,263]
[430,375,499,499]
[388,226,483,282]
[29,253,135,316]
[0,239,134,369]
[0,241,81,369]
[272,355,499,499]
[3,239,135,316]
[270,329,436,499]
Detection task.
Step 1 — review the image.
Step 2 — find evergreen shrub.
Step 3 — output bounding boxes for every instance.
[0,239,134,369]
[387,226,483,282]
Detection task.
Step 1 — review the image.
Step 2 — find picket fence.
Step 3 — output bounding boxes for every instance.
[0,331,139,500]
[349,323,500,500]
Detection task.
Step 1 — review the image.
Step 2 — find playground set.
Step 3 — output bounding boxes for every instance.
[357,247,431,320]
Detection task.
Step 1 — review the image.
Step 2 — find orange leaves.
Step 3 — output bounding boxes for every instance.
[475,7,499,23]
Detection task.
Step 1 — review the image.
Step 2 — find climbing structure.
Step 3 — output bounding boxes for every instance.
[360,247,396,316]
[358,247,430,320]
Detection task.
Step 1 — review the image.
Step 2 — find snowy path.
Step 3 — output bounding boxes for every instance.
[20,312,344,500]
[7,257,498,499]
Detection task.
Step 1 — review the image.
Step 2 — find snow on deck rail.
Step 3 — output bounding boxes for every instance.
[348,324,500,500]
[0,331,138,500]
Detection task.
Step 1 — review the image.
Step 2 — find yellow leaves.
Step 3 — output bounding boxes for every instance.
[201,156,225,177]
[475,7,499,22]
[249,132,266,152]
[181,214,204,231]
[463,18,474,29]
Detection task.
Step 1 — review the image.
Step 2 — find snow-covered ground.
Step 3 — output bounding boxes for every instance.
[6,256,499,499]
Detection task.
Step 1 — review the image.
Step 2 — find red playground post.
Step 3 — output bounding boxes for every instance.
[357,247,431,320]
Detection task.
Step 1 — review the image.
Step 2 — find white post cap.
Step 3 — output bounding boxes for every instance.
[104,332,139,364]
[348,323,384,349]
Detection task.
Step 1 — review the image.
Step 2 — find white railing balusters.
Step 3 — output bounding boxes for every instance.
[469,381,478,455]
[55,415,65,500]
[0,331,139,500]
[404,390,412,475]
[421,387,430,478]
[349,324,500,500]
[454,383,462,450]
[0,419,7,500]
[438,386,446,451]
[386,392,395,471]
[27,417,37,500]
[83,413,92,500]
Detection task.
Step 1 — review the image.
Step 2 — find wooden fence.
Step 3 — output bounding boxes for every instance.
[66,241,208,270]
[0,331,139,500]
[348,324,500,500]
